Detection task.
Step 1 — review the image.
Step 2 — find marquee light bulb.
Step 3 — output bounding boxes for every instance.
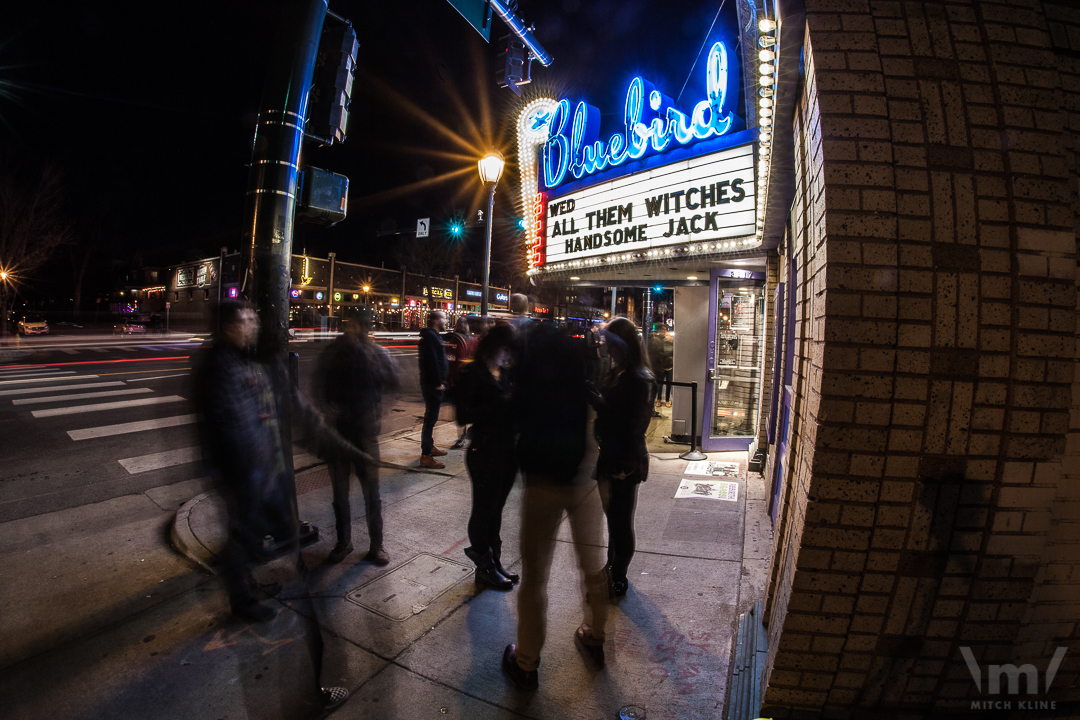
[759,18,776,32]
[759,63,774,76]
[759,50,775,62]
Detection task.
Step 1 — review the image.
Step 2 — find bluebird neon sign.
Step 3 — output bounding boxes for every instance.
[542,41,743,190]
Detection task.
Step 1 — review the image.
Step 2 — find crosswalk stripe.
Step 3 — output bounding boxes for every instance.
[0,381,126,397]
[31,395,185,418]
[118,446,201,474]
[12,388,152,406]
[118,346,136,352]
[89,348,107,353]
[0,374,99,386]
[127,373,190,382]
[59,348,80,355]
[0,370,74,379]
[67,413,198,440]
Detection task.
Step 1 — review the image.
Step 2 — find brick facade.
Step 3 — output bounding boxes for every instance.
[761,1,1080,715]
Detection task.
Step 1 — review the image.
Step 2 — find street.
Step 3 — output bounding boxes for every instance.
[0,335,424,523]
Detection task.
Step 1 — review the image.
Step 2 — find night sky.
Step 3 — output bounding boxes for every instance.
[1,0,740,303]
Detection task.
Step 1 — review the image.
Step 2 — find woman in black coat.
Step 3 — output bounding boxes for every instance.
[456,323,520,590]
[593,317,655,597]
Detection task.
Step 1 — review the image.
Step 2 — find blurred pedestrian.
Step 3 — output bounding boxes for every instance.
[456,323,518,590]
[508,293,532,329]
[193,299,356,710]
[418,310,449,468]
[444,315,475,450]
[316,306,400,565]
[648,326,673,407]
[502,323,609,690]
[594,317,656,598]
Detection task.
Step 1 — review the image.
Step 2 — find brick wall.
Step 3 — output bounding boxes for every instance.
[761,1,1080,715]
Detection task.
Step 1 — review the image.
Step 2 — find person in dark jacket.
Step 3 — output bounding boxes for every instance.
[316,307,400,565]
[457,323,519,590]
[593,317,656,598]
[194,299,355,709]
[417,310,449,468]
[444,315,475,450]
[501,323,610,690]
[648,327,674,407]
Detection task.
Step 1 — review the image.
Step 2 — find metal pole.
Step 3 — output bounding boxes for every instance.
[487,0,554,66]
[481,182,496,318]
[681,380,706,460]
[243,0,328,361]
[642,287,653,347]
[327,251,336,331]
[610,286,617,318]
[216,246,226,333]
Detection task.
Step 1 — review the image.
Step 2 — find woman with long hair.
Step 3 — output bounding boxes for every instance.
[456,322,520,590]
[593,317,655,597]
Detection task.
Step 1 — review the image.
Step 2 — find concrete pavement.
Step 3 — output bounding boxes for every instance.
[0,416,772,720]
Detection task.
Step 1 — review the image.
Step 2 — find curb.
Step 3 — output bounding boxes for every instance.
[171,492,219,575]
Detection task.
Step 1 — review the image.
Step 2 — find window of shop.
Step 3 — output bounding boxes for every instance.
[711,289,764,437]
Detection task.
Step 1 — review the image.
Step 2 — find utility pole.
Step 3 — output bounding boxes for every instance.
[243,0,328,359]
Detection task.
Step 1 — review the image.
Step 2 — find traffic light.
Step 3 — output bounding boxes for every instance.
[308,24,359,144]
[496,34,531,96]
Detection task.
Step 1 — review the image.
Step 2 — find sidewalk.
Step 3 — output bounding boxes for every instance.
[0,417,772,720]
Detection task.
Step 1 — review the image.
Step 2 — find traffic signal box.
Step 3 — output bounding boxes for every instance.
[308,24,359,143]
[496,34,531,96]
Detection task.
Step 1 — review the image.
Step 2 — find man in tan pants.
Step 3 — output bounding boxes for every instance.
[502,322,608,689]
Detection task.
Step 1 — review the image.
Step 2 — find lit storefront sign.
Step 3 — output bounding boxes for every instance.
[517,24,758,277]
[543,143,754,267]
[541,41,743,190]
[495,292,509,303]
[290,289,301,299]
[465,289,482,299]
[176,262,215,289]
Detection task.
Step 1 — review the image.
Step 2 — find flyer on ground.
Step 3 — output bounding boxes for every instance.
[674,479,739,502]
[683,460,740,478]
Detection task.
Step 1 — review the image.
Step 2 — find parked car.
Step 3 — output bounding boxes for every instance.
[116,321,148,334]
[17,315,49,336]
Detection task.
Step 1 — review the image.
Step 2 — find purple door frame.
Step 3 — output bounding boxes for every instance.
[700,267,756,452]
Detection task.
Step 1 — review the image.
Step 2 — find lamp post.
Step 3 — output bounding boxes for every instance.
[477,150,505,318]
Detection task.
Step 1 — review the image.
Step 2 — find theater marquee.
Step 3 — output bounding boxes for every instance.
[542,142,754,266]
[517,31,760,276]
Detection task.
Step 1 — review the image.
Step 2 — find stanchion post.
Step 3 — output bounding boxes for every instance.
[680,380,707,461]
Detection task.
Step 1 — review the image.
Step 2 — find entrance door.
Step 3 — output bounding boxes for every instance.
[701,268,765,451]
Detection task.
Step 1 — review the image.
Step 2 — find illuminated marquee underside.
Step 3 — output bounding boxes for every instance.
[541,142,755,269]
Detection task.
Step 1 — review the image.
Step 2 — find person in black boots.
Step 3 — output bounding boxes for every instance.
[592,317,656,598]
[316,307,400,566]
[418,310,449,469]
[455,323,519,590]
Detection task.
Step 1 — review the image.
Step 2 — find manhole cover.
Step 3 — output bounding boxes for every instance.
[618,706,646,720]
[346,553,473,621]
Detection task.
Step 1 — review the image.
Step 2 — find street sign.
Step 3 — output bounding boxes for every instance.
[444,0,492,41]
[417,218,430,238]
[165,302,171,309]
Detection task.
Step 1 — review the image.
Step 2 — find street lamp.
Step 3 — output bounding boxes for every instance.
[478,149,505,317]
